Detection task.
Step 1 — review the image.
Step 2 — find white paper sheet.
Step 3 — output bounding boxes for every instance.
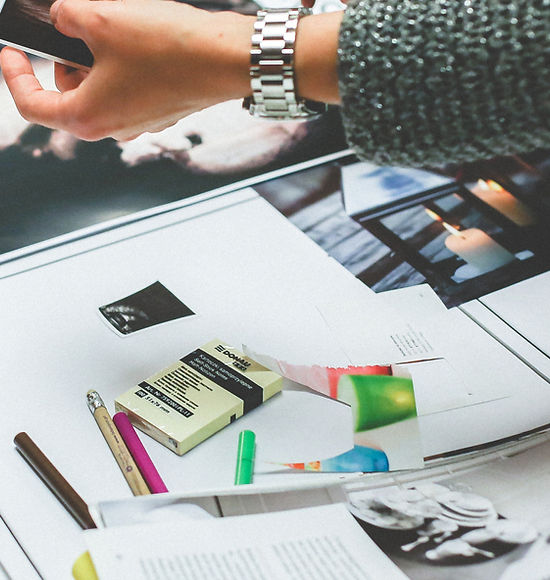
[320,283,532,415]
[92,484,348,528]
[0,516,40,580]
[84,504,408,580]
[0,190,366,579]
[315,284,441,366]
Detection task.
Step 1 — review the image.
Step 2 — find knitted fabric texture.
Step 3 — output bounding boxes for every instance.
[338,0,550,166]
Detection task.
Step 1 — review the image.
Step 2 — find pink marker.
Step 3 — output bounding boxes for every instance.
[113,412,168,494]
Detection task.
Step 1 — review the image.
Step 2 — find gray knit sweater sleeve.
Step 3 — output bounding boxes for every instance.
[337,0,550,166]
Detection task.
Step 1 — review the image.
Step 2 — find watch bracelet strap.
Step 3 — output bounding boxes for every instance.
[246,8,326,119]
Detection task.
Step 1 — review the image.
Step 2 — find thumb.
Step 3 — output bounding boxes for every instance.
[50,0,107,44]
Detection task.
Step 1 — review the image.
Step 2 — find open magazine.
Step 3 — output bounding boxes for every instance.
[89,429,550,580]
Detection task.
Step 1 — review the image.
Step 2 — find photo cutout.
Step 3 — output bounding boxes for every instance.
[99,281,195,335]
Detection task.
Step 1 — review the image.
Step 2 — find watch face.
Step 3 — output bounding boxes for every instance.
[302,100,329,117]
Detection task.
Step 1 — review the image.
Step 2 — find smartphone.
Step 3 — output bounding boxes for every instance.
[0,0,93,68]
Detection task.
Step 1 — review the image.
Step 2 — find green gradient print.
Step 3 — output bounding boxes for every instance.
[284,374,420,473]
[337,374,417,432]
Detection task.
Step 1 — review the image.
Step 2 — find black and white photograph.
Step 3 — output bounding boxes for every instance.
[99,281,195,335]
[346,434,550,580]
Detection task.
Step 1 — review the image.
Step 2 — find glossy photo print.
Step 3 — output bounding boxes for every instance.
[0,0,349,264]
[0,64,348,263]
[254,151,550,307]
[99,281,195,335]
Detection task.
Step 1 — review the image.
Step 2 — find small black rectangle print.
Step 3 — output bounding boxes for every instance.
[99,281,195,335]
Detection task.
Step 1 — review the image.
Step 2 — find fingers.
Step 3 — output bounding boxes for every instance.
[0,47,79,131]
[0,47,46,114]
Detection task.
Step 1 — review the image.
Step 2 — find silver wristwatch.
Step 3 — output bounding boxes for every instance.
[243,7,326,120]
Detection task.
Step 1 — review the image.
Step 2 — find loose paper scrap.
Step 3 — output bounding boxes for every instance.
[244,347,392,397]
[99,281,195,335]
[245,347,424,472]
[284,374,424,472]
[279,361,393,399]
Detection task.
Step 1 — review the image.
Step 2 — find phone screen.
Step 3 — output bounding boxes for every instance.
[0,0,93,67]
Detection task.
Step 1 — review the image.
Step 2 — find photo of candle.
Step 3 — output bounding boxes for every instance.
[425,209,515,275]
[444,227,515,274]
[469,179,536,226]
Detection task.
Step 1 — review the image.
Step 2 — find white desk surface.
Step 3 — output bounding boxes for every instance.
[0,516,40,580]
[2,188,550,579]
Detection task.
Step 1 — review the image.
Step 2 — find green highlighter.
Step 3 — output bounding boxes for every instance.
[234,430,256,485]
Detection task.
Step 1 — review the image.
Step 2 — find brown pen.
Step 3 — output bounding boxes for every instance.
[86,390,150,496]
[14,432,96,530]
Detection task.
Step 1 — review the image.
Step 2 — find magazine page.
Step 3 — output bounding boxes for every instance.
[84,504,408,580]
[346,434,550,580]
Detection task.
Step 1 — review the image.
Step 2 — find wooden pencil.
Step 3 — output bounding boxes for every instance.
[86,390,150,496]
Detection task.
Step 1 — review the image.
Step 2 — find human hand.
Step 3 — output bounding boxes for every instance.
[0,0,253,140]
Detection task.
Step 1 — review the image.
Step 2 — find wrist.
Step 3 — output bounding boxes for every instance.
[294,11,343,104]
[207,11,254,101]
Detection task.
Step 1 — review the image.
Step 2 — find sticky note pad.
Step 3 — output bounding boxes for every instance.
[115,340,283,455]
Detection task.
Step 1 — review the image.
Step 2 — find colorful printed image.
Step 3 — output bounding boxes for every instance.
[254,151,550,307]
[284,373,422,473]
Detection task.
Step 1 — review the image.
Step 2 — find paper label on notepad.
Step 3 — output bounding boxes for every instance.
[181,349,264,413]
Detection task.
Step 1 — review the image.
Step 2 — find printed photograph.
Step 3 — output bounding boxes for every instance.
[0,0,349,262]
[345,433,550,579]
[0,55,348,260]
[254,150,550,307]
[99,281,195,335]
